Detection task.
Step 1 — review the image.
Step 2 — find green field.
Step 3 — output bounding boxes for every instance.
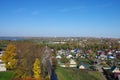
[55,67,105,80]
[0,71,14,80]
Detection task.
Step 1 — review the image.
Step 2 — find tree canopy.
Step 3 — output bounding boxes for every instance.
[2,44,17,70]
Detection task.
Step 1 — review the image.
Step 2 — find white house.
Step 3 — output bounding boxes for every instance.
[70,50,75,53]
[0,51,5,57]
[108,52,113,55]
[59,59,77,68]
[66,54,73,59]
[60,63,66,67]
[0,60,6,71]
[56,55,62,59]
[69,59,77,67]
[57,49,65,55]
[100,54,107,60]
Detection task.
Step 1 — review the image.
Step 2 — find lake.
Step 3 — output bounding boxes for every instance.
[0,37,28,40]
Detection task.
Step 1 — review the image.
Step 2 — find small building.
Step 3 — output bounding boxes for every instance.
[69,59,77,67]
[66,54,73,59]
[108,55,115,59]
[70,50,75,53]
[111,66,120,79]
[60,63,66,67]
[100,54,107,60]
[111,66,120,73]
[56,55,62,59]
[78,62,89,70]
[0,51,5,57]
[108,51,113,55]
[0,60,6,72]
[59,59,77,68]
[57,49,65,55]
[0,51,6,71]
[56,55,62,64]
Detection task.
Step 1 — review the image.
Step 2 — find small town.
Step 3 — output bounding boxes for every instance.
[0,37,120,80]
[0,0,120,80]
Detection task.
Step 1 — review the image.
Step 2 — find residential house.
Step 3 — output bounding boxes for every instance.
[69,59,77,67]
[78,62,90,70]
[108,50,113,55]
[57,49,65,55]
[0,51,5,57]
[0,60,6,71]
[80,54,86,58]
[66,54,73,59]
[56,55,62,64]
[60,63,66,67]
[99,54,107,60]
[111,66,120,79]
[103,66,120,79]
[56,55,62,59]
[108,55,115,59]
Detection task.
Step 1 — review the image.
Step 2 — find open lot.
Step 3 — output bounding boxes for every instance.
[55,67,105,80]
[0,71,14,80]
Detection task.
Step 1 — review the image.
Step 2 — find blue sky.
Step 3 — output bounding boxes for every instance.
[0,0,120,38]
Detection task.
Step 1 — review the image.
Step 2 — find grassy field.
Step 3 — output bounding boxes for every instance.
[0,71,14,80]
[55,67,105,80]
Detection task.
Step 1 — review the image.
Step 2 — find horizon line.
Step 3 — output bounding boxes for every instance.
[0,36,120,39]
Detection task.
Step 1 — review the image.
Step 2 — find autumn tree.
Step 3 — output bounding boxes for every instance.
[2,44,17,70]
[33,58,42,80]
[15,42,38,78]
[60,55,69,63]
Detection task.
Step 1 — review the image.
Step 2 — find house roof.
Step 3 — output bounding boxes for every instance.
[74,48,79,53]
[56,55,61,59]
[111,66,116,71]
[78,62,90,69]
[108,56,115,59]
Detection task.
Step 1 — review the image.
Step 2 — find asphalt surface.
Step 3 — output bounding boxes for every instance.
[51,68,58,80]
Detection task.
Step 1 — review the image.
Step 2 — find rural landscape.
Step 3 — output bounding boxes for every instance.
[0,0,120,80]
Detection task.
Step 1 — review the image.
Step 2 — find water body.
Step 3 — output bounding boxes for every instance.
[0,37,28,40]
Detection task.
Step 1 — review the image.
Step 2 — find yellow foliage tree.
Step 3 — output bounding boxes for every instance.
[45,75,50,80]
[33,58,42,80]
[2,44,17,70]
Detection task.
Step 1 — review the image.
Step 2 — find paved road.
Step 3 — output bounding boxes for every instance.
[51,68,58,80]
[46,59,57,80]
